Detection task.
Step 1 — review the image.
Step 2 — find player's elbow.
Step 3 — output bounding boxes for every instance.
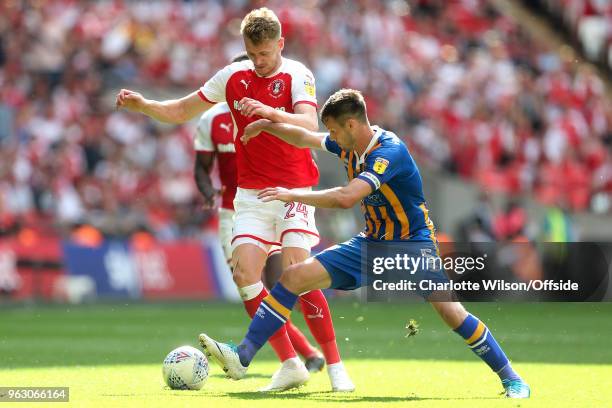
[337,200,353,209]
[335,193,357,209]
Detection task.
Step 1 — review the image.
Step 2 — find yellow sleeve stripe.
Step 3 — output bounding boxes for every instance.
[348,151,355,180]
[380,184,410,238]
[466,320,486,345]
[263,295,291,320]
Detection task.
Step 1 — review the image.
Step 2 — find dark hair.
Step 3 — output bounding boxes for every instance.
[321,89,368,125]
[240,8,281,44]
[231,52,249,63]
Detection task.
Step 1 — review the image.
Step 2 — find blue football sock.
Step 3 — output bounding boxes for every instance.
[454,314,519,381]
[237,283,299,366]
[237,341,259,367]
[497,363,521,382]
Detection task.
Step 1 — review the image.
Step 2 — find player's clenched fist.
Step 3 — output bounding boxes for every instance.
[241,119,271,144]
[115,89,146,112]
[257,187,293,203]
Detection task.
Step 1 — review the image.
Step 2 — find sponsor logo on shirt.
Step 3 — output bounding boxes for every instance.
[217,143,235,153]
[304,80,315,97]
[364,190,386,206]
[233,100,285,113]
[373,158,389,174]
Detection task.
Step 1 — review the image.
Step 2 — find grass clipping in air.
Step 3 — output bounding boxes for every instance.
[405,319,419,338]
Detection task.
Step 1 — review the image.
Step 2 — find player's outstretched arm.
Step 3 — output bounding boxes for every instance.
[238,98,318,131]
[242,119,326,149]
[258,178,372,209]
[116,90,214,124]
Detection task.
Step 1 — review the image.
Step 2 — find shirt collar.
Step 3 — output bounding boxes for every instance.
[357,126,382,165]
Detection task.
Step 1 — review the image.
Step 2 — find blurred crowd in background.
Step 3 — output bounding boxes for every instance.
[0,0,610,243]
[526,0,611,71]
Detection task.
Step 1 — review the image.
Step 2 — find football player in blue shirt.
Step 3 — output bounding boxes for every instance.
[199,89,530,398]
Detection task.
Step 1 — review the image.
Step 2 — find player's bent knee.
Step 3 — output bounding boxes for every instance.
[231,244,268,287]
[281,246,310,268]
[279,263,308,294]
[232,261,259,287]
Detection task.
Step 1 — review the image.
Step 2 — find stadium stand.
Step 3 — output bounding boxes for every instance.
[524,0,611,71]
[0,0,610,240]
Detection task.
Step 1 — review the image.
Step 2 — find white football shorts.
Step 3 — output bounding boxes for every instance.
[231,187,320,254]
[219,206,282,264]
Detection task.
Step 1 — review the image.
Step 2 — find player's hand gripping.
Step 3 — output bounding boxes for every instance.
[238,97,275,119]
[257,187,293,203]
[241,119,272,144]
[115,89,147,112]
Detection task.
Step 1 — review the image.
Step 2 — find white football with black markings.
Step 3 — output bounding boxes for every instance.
[162,346,209,390]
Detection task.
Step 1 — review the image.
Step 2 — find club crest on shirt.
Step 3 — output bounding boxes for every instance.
[268,79,285,98]
[373,158,389,174]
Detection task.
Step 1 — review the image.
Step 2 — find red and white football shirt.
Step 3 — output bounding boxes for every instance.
[198,57,319,189]
[194,102,237,210]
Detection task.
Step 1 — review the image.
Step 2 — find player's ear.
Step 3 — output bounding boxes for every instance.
[277,37,285,52]
[346,117,356,130]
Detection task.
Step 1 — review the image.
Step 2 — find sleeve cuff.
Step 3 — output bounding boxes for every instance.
[197,90,215,104]
[320,136,329,151]
[293,100,318,109]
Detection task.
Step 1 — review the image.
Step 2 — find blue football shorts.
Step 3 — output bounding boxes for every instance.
[315,234,448,297]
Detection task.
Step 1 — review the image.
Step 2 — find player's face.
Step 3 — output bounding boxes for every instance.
[244,37,284,77]
[325,118,355,151]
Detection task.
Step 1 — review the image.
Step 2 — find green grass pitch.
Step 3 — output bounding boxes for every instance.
[1,301,611,407]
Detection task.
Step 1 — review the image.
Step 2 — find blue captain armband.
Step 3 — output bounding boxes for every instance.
[357,171,381,191]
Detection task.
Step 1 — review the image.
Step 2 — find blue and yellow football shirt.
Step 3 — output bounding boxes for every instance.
[321,126,436,243]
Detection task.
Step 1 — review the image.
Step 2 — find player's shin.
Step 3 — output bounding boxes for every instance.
[299,290,341,364]
[454,313,521,382]
[239,281,296,362]
[238,283,299,367]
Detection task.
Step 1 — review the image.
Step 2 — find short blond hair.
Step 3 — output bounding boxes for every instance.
[240,7,281,44]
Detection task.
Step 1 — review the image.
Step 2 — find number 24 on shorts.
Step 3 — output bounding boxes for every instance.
[284,202,308,219]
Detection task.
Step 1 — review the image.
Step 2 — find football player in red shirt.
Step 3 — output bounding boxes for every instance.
[116,8,352,392]
[194,52,326,375]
